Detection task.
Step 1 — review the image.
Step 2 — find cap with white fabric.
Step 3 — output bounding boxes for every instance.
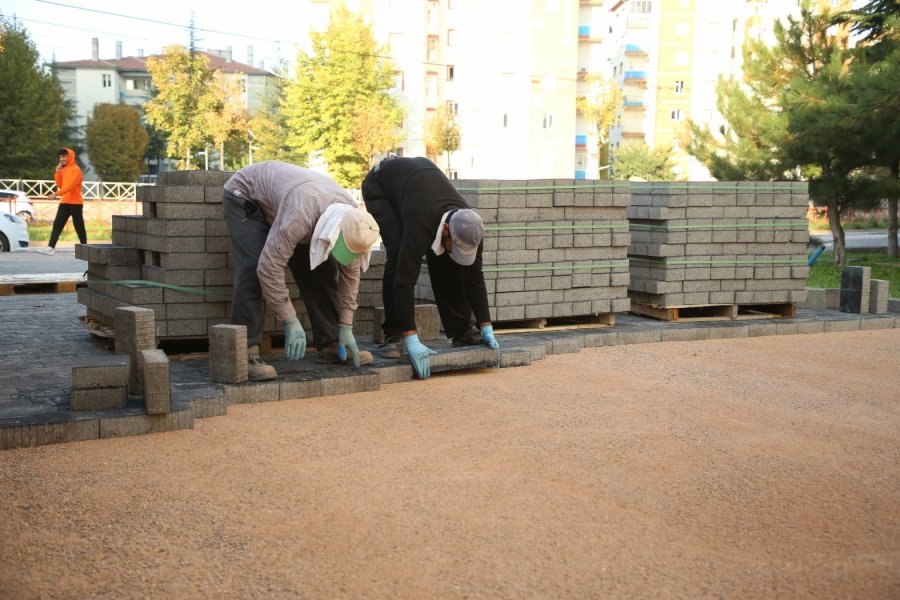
[331,209,380,266]
[447,209,484,266]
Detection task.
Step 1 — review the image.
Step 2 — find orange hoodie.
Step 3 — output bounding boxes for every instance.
[54,148,84,205]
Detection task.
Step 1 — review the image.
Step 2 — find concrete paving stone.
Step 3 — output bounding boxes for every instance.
[430,347,500,373]
[172,385,227,418]
[616,329,663,345]
[545,333,585,354]
[858,315,896,330]
[209,324,248,384]
[869,279,889,314]
[157,171,232,186]
[659,327,698,342]
[375,363,415,385]
[796,320,826,335]
[320,372,380,396]
[98,404,193,439]
[71,357,130,390]
[703,323,750,339]
[70,386,128,411]
[498,347,533,368]
[746,321,780,337]
[0,417,100,450]
[823,318,861,333]
[840,266,871,314]
[279,378,323,400]
[581,329,617,347]
[224,381,281,404]
[142,349,171,415]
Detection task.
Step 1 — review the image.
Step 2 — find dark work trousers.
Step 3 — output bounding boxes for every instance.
[47,204,87,248]
[222,190,340,349]
[366,196,473,340]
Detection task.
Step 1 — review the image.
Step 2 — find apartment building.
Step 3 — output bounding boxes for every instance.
[52,39,276,179]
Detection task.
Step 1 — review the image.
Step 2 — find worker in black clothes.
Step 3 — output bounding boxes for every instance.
[361,156,500,379]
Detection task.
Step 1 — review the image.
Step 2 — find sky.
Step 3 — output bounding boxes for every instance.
[2,0,330,71]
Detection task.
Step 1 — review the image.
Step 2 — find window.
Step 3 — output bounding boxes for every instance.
[447,101,458,115]
[447,29,455,47]
[388,32,403,52]
[674,80,684,94]
[393,70,405,92]
[670,109,683,121]
[674,22,690,36]
[448,169,459,180]
[631,0,652,14]
[542,113,554,129]
[426,71,438,103]
[674,51,689,66]
[102,74,112,88]
[447,65,455,81]
[503,113,509,128]
[427,35,439,61]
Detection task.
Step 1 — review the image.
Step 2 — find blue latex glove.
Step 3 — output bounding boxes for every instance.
[404,333,437,379]
[480,324,500,349]
[337,324,361,367]
[283,316,306,360]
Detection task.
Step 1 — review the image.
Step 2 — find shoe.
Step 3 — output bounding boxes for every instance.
[37,247,55,256]
[451,327,483,347]
[248,345,277,381]
[379,336,404,359]
[315,344,373,366]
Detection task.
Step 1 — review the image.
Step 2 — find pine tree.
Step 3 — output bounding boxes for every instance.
[0,17,72,178]
[281,5,403,187]
[85,104,149,181]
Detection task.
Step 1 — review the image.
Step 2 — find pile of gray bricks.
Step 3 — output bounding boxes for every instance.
[76,171,378,343]
[627,181,810,308]
[412,179,633,323]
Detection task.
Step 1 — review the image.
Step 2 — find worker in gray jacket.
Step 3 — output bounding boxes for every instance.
[223,161,380,380]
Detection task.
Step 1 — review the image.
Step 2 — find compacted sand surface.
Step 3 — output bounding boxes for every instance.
[1,329,898,599]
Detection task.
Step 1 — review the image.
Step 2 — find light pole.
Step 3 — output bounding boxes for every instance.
[248,129,255,165]
[197,149,209,171]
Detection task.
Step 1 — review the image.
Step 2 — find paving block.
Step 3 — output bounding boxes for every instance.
[0,418,99,450]
[659,327,698,342]
[320,372,380,396]
[71,357,130,390]
[498,348,533,368]
[429,347,500,374]
[173,386,227,418]
[869,279,889,314]
[858,315,896,330]
[823,318,861,333]
[889,298,900,314]
[99,406,193,439]
[114,307,157,395]
[747,322,779,337]
[279,378,323,400]
[824,288,841,309]
[224,381,281,404]
[839,266,871,313]
[209,324,249,384]
[375,363,415,384]
[616,329,663,345]
[581,330,617,347]
[796,320,826,335]
[547,334,585,354]
[799,288,826,310]
[141,349,171,415]
[70,386,128,411]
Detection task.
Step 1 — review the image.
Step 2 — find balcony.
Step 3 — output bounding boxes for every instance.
[624,71,647,87]
[622,131,646,139]
[625,44,648,57]
[575,135,588,148]
[579,0,604,5]
[575,170,587,180]
[578,25,602,42]
[623,99,646,110]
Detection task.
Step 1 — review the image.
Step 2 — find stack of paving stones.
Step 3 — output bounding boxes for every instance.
[627,181,810,310]
[412,179,633,324]
[836,266,891,315]
[76,170,382,343]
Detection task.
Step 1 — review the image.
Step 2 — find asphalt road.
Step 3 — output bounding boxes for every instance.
[0,246,86,277]
[811,229,899,251]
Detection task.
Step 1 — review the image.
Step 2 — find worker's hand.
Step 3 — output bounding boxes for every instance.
[283,316,306,360]
[337,324,362,368]
[480,324,500,349]
[404,334,437,379]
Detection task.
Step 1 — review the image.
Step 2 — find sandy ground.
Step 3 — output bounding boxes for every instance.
[1,329,899,599]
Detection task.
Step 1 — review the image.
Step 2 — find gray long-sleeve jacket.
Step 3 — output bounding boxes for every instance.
[225,161,360,324]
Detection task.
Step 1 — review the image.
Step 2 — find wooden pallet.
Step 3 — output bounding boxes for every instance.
[494,312,615,333]
[630,302,796,322]
[78,314,115,338]
[0,273,84,296]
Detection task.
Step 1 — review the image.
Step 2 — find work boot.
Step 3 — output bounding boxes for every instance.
[248,345,277,381]
[378,336,404,359]
[315,344,373,366]
[451,326,483,347]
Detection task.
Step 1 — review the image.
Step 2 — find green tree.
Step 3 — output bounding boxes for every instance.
[687,2,861,265]
[835,0,900,257]
[204,70,249,170]
[576,73,623,179]
[425,105,461,173]
[0,17,73,178]
[612,144,675,181]
[143,45,218,169]
[248,69,307,165]
[85,104,150,181]
[282,5,403,187]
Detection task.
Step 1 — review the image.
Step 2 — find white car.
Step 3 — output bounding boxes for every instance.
[0,189,36,222]
[0,209,29,252]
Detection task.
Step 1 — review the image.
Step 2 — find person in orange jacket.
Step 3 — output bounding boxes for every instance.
[37,148,86,256]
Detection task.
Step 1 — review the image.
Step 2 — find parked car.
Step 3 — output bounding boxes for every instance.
[0,209,29,252]
[0,189,36,222]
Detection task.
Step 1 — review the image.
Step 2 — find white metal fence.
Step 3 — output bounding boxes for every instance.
[0,179,146,200]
